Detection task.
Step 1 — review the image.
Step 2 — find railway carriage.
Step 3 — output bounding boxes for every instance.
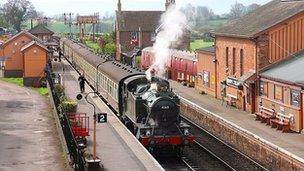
[60,38,194,150]
[141,47,197,87]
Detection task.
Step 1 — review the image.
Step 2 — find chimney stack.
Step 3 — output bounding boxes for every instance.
[118,0,122,12]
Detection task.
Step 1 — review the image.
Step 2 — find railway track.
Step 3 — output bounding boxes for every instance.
[182,116,268,171]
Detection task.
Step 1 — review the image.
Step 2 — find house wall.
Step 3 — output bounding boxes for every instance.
[23,45,47,78]
[267,12,304,63]
[215,36,257,98]
[118,31,155,55]
[2,34,32,77]
[195,51,216,97]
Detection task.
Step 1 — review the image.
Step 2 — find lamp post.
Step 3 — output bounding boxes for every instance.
[76,92,101,170]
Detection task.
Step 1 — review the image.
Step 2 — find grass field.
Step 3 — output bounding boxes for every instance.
[0,77,23,86]
[0,77,48,96]
[190,39,214,51]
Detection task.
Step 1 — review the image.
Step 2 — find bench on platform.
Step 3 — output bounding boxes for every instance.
[255,106,275,125]
[222,95,237,108]
[270,113,294,133]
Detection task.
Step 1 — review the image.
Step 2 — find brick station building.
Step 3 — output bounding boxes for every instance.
[258,50,304,132]
[196,0,304,114]
[115,0,190,61]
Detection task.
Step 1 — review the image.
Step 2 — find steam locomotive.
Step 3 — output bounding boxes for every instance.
[60,38,194,150]
[122,75,194,148]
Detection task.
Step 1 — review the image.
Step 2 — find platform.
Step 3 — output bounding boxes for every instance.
[170,80,304,159]
[52,59,163,171]
[0,80,65,170]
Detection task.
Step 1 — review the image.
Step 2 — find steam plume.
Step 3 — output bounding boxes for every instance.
[146,5,187,80]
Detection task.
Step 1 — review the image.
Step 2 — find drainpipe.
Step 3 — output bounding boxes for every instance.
[210,33,217,98]
[251,36,259,113]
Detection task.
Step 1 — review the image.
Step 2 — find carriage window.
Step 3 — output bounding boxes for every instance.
[291,90,300,107]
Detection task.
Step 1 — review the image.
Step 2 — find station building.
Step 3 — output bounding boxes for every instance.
[0,30,49,87]
[258,50,304,132]
[197,0,304,114]
[195,47,216,97]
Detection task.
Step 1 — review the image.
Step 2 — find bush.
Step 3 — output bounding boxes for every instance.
[61,99,78,113]
[54,84,65,98]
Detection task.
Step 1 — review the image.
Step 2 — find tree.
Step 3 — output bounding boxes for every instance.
[104,43,116,55]
[246,3,261,13]
[2,0,36,32]
[195,6,215,26]
[229,2,246,20]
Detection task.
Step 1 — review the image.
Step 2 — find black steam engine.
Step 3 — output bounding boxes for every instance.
[121,76,194,148]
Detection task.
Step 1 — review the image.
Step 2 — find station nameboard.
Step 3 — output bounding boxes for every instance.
[77,15,98,24]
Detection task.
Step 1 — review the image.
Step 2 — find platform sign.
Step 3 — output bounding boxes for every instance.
[97,113,107,123]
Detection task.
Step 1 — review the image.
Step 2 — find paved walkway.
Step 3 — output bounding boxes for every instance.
[52,59,162,171]
[170,80,304,159]
[0,80,65,171]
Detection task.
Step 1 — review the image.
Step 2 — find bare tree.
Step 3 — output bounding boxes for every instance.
[247,3,261,13]
[229,2,246,20]
[2,0,36,31]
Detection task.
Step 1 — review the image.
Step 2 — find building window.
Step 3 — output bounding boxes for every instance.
[131,32,138,40]
[232,48,236,75]
[240,49,244,76]
[260,81,268,96]
[291,90,300,107]
[225,47,229,68]
[203,71,210,87]
[274,85,283,101]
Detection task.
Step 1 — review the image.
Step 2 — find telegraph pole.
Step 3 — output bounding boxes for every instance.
[63,13,73,38]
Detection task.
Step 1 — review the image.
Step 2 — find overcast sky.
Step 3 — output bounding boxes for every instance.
[0,0,271,16]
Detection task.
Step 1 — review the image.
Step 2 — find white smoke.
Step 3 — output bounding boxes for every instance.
[146,5,187,81]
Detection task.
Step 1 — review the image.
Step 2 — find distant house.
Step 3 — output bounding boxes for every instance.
[115,0,190,61]
[29,24,54,42]
[198,0,304,113]
[0,31,49,86]
[21,41,49,86]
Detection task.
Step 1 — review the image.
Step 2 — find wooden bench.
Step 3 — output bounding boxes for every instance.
[223,95,237,108]
[255,106,275,125]
[270,113,294,133]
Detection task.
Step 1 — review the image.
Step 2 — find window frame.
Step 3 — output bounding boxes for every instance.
[290,89,300,107]
[274,84,283,102]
